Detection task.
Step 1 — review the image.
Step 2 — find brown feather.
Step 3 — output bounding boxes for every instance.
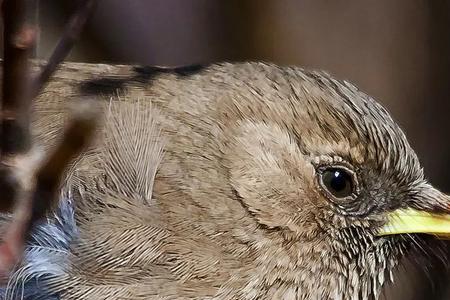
[6,61,444,300]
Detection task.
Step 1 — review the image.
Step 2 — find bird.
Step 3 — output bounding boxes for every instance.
[0,61,449,300]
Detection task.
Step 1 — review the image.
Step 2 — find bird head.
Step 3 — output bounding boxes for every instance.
[222,64,449,296]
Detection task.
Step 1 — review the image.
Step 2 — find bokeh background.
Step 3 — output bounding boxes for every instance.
[4,0,450,299]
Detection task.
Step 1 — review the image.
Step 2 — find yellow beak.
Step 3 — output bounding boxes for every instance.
[379,208,450,238]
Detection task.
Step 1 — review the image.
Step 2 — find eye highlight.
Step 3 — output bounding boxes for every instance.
[319,167,357,200]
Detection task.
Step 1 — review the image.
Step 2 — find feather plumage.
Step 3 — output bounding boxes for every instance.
[0,61,447,300]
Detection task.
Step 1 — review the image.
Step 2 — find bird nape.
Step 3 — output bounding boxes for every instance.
[0,62,449,300]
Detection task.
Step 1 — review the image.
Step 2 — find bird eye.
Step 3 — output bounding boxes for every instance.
[319,167,356,199]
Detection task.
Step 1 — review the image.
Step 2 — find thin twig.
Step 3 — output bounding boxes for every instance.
[30,101,99,223]
[0,0,37,211]
[0,0,99,274]
[1,0,35,155]
[31,0,96,98]
[0,103,99,271]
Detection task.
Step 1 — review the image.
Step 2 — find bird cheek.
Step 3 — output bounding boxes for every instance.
[224,120,320,234]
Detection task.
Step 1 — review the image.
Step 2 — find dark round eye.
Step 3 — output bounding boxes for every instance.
[319,167,355,199]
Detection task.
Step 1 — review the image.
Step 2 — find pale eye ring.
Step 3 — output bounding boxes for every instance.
[318,166,358,200]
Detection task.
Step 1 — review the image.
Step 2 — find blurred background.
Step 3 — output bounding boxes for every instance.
[4,0,450,299]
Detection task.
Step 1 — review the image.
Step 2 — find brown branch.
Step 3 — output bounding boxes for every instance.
[0,103,99,272]
[31,0,96,98]
[0,0,99,274]
[30,101,99,223]
[0,0,37,212]
[1,0,35,155]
